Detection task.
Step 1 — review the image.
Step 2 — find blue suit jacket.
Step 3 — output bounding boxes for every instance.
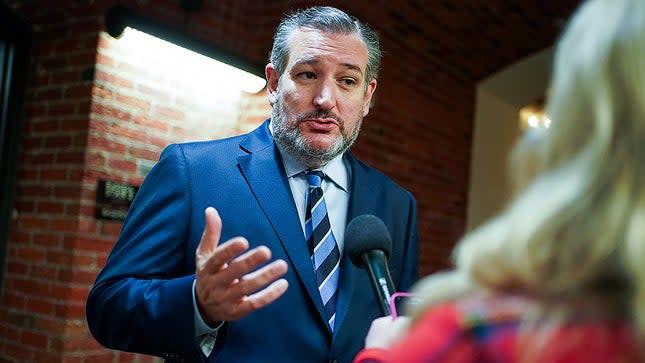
[86,120,419,363]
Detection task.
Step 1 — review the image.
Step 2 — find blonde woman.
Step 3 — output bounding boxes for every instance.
[355,0,645,362]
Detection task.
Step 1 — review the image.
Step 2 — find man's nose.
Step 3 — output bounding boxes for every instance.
[312,80,337,110]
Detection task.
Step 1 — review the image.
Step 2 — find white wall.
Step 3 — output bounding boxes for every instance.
[467,47,553,230]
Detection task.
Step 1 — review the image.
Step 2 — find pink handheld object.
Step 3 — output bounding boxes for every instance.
[388,292,418,318]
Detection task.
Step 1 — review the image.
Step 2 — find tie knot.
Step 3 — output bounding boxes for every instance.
[306,170,324,188]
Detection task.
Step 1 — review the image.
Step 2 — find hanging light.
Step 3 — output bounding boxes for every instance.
[519,99,552,130]
[104,4,266,94]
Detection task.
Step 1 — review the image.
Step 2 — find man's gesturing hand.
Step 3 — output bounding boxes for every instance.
[195,207,289,325]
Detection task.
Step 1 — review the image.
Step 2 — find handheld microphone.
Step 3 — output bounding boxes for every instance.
[345,214,396,316]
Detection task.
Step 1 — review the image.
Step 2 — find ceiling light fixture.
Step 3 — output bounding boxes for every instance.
[104,4,266,94]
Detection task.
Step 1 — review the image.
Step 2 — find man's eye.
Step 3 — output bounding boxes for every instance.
[298,72,316,80]
[341,78,357,87]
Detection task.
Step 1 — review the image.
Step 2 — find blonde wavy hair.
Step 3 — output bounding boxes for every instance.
[411,0,645,337]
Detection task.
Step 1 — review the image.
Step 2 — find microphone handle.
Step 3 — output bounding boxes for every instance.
[360,249,395,316]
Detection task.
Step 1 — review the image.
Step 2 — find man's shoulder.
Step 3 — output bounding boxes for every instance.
[170,120,271,156]
[156,134,249,170]
[350,156,411,194]
[178,134,245,151]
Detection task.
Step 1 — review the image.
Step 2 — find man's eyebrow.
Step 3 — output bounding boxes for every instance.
[340,63,363,74]
[292,57,364,75]
[292,57,319,67]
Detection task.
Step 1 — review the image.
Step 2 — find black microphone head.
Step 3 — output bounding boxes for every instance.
[345,214,392,266]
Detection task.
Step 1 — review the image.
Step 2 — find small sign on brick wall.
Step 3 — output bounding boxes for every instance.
[95,179,139,221]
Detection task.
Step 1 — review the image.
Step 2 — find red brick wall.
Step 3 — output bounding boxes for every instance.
[1,2,103,362]
[1,0,472,361]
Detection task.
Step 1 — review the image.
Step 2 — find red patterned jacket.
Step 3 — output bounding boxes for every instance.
[354,296,642,363]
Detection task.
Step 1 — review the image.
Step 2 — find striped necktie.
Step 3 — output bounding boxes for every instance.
[305,170,341,331]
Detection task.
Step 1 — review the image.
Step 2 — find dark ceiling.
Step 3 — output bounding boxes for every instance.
[371,0,584,81]
[10,0,585,84]
[188,0,585,84]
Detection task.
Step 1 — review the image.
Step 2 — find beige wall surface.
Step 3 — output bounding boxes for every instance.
[468,47,554,230]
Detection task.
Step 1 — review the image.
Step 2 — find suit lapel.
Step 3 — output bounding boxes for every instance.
[237,121,330,329]
[334,155,379,335]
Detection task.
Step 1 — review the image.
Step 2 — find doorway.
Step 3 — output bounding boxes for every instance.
[0,2,31,291]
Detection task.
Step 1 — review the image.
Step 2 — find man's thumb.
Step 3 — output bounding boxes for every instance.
[197,207,222,257]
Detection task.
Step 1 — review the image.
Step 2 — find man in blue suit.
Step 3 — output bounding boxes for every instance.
[86,6,419,363]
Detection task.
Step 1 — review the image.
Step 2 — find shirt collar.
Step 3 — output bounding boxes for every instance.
[270,120,350,192]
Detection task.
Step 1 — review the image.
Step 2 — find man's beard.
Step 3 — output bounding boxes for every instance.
[271,95,363,169]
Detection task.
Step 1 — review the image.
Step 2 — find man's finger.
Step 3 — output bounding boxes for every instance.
[202,237,249,275]
[213,245,272,282]
[234,279,289,318]
[229,259,288,299]
[196,207,222,259]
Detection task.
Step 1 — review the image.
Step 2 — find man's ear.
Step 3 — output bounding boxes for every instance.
[362,79,378,117]
[266,63,280,105]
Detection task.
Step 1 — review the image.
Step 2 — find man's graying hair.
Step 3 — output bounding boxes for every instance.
[269,6,382,84]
